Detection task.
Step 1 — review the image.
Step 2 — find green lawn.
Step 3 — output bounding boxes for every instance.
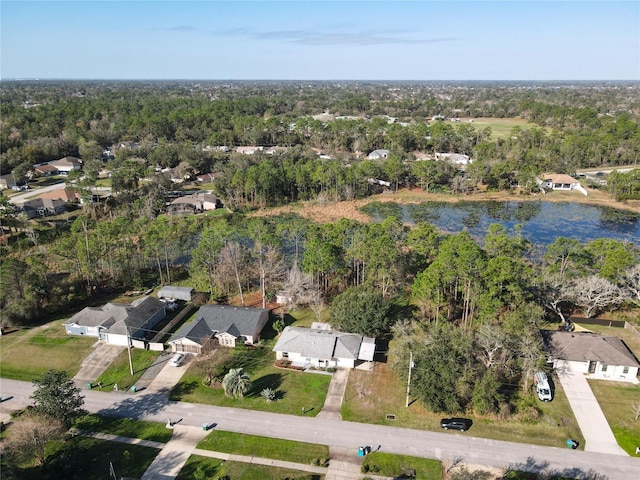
[343,361,583,449]
[177,456,324,480]
[0,321,96,381]
[361,452,441,478]
[589,379,640,455]
[170,343,331,416]
[197,430,329,464]
[93,348,162,392]
[460,117,545,140]
[74,413,173,443]
[9,436,159,480]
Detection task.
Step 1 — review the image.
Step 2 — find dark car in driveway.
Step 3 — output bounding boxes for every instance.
[440,418,471,431]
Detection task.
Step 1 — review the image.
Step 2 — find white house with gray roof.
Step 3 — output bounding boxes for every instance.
[63,296,166,346]
[543,331,640,383]
[272,323,375,369]
[168,304,270,354]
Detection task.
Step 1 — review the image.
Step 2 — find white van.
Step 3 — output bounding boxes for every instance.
[535,371,552,401]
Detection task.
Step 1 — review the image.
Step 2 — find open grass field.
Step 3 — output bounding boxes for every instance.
[588,379,640,455]
[342,360,583,449]
[177,456,324,480]
[0,321,96,381]
[197,430,329,464]
[459,117,547,140]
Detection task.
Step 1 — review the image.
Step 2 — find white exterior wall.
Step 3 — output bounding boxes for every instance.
[555,359,639,383]
[335,357,356,368]
[105,333,129,346]
[276,351,338,368]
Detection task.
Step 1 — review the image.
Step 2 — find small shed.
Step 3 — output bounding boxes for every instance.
[158,286,194,302]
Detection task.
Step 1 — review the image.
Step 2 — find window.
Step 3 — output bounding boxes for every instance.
[601,364,608,372]
[623,366,629,374]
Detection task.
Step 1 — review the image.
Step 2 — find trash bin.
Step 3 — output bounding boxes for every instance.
[87,382,92,390]
[131,385,137,393]
[202,423,208,431]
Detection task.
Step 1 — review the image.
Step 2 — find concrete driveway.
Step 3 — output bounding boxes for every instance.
[555,364,628,456]
[143,353,192,393]
[317,368,349,420]
[73,343,125,387]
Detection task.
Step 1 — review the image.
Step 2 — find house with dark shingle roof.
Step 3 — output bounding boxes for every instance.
[543,331,640,383]
[272,323,375,369]
[63,296,166,346]
[19,197,67,218]
[168,304,270,354]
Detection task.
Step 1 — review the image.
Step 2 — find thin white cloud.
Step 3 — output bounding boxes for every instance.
[213,27,456,46]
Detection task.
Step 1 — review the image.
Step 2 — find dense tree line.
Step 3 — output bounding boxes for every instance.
[2,81,639,195]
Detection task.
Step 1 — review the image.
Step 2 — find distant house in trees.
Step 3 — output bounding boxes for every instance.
[63,296,166,346]
[236,146,263,155]
[0,174,17,190]
[33,164,60,177]
[367,149,389,160]
[543,331,640,383]
[538,174,587,196]
[38,188,80,204]
[168,304,270,353]
[48,156,83,175]
[272,323,376,369]
[435,152,472,167]
[167,192,222,216]
[18,197,67,218]
[196,173,216,183]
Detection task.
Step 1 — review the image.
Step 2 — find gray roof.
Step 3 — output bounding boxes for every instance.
[272,326,375,361]
[170,304,269,345]
[543,331,640,367]
[64,296,165,336]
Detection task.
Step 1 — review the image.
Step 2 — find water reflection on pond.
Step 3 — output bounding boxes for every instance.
[360,201,640,249]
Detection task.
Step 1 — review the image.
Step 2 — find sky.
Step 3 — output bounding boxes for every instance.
[1,0,639,81]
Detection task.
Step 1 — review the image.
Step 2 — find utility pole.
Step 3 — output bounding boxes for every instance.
[126,325,134,375]
[405,351,413,408]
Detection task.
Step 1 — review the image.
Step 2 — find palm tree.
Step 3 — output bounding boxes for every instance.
[222,368,251,399]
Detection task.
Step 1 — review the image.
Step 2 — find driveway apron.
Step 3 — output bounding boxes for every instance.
[73,343,125,387]
[317,368,349,420]
[556,364,628,456]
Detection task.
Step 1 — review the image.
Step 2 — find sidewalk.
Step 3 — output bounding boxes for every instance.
[78,428,393,480]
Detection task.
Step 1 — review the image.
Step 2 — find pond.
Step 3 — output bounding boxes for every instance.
[360,201,640,251]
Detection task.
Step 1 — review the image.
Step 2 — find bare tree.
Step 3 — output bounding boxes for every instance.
[537,273,573,324]
[476,323,512,369]
[218,241,248,305]
[282,261,316,308]
[3,415,65,466]
[568,275,628,318]
[633,400,640,421]
[518,330,544,392]
[261,245,286,308]
[621,264,640,306]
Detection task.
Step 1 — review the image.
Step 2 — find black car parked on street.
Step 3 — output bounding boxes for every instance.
[440,418,471,432]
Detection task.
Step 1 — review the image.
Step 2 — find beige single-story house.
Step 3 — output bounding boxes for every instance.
[273,323,376,369]
[63,296,166,346]
[543,331,640,383]
[538,174,587,195]
[167,192,221,215]
[48,156,83,174]
[169,304,269,354]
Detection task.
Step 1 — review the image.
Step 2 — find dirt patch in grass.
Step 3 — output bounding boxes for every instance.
[252,188,640,226]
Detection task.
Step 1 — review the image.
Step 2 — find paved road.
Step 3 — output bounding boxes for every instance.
[1,378,638,479]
